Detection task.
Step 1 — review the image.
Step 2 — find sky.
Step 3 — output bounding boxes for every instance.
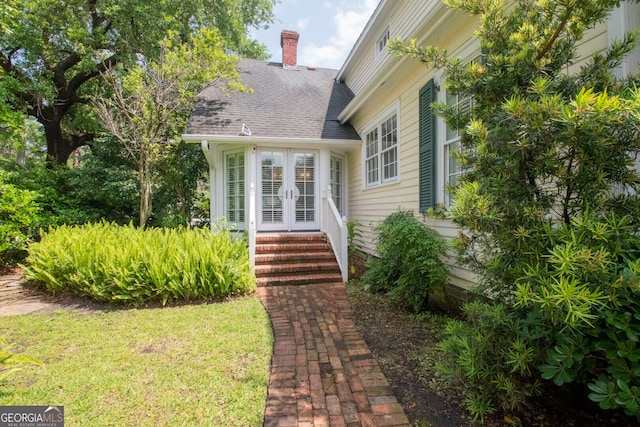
[251,0,380,70]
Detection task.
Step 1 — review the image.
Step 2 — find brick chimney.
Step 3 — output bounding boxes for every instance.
[281,30,299,69]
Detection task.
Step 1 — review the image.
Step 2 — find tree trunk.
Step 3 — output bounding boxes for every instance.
[139,155,153,228]
[42,119,78,166]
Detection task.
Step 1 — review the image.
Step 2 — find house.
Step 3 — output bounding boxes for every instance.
[183,30,360,284]
[183,0,640,301]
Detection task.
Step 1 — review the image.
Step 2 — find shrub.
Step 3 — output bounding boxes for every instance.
[361,210,449,312]
[437,301,542,421]
[390,0,640,421]
[0,171,40,266]
[514,212,640,419]
[22,222,255,305]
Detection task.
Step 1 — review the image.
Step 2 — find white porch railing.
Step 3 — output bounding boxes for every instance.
[247,183,348,282]
[323,185,349,282]
[249,183,256,268]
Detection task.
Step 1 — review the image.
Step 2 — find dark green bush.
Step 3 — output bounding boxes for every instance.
[22,222,255,305]
[361,210,449,311]
[437,301,542,421]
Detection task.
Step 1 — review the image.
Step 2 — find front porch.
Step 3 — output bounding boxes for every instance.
[248,181,349,284]
[198,141,352,282]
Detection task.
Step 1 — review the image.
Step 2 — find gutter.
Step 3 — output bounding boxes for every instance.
[181,134,361,149]
[336,0,389,83]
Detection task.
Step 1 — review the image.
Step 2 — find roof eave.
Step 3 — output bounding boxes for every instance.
[338,3,454,124]
[182,134,361,148]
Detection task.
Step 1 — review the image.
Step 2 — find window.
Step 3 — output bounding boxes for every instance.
[609,1,640,79]
[420,44,481,211]
[444,90,472,205]
[364,111,398,187]
[365,129,379,185]
[376,28,390,55]
[439,50,482,207]
[330,154,345,216]
[225,151,245,227]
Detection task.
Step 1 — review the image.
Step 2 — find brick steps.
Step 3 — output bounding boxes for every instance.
[255,232,343,286]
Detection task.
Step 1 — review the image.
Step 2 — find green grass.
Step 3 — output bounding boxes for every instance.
[0,298,273,426]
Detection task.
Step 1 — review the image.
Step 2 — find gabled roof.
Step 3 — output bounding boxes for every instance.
[185,59,360,141]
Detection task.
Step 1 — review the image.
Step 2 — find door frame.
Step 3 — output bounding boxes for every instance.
[256,148,320,232]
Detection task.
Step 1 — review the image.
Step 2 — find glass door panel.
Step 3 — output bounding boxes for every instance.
[257,149,318,231]
[294,152,316,226]
[259,151,284,228]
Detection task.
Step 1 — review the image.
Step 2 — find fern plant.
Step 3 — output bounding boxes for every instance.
[0,337,41,405]
[22,222,255,305]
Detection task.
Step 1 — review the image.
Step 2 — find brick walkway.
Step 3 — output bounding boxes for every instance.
[256,283,410,427]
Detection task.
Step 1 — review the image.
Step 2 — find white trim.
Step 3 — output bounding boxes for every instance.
[183,134,361,149]
[435,39,481,206]
[338,2,453,122]
[375,26,391,58]
[222,148,247,230]
[361,101,401,189]
[337,0,390,82]
[608,1,640,79]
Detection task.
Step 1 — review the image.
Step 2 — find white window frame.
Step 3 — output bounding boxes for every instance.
[435,40,481,206]
[224,149,246,229]
[443,90,473,206]
[376,27,390,57]
[330,153,346,216]
[608,1,640,79]
[362,103,400,188]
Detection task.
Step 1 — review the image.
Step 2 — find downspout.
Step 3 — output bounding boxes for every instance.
[200,141,216,231]
[249,146,257,270]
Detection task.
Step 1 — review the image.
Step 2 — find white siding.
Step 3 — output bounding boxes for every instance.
[344,1,637,293]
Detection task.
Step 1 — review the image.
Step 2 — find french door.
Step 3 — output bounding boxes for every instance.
[258,149,319,231]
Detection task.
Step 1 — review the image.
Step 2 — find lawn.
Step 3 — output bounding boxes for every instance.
[0,298,273,426]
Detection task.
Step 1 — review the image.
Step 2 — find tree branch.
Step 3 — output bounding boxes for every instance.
[536,4,574,61]
[68,54,118,93]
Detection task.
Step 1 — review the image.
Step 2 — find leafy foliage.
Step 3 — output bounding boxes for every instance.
[150,140,208,228]
[361,210,449,312]
[0,0,275,164]
[2,158,126,227]
[437,301,542,422]
[0,336,41,405]
[22,222,255,305]
[390,0,640,420]
[94,28,236,228]
[0,170,39,266]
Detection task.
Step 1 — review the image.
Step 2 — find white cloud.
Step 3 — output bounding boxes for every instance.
[299,0,378,69]
[296,18,309,31]
[300,44,342,69]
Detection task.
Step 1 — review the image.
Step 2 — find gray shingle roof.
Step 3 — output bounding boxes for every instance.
[185,59,360,141]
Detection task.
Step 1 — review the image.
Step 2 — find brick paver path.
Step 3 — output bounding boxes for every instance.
[256,283,410,427]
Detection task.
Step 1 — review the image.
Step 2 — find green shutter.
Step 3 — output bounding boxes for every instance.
[419,79,436,212]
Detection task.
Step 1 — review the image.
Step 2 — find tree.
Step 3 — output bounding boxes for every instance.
[152,141,208,227]
[0,0,25,150]
[0,0,275,165]
[390,0,640,420]
[94,29,240,228]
